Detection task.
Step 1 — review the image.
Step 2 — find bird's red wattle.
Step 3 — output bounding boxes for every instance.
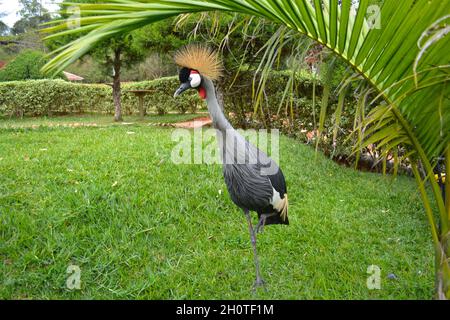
[198,87,207,99]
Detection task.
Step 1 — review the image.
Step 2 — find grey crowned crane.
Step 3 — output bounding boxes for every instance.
[173,45,289,288]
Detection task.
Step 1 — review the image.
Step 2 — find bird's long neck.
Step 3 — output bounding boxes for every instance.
[202,77,232,131]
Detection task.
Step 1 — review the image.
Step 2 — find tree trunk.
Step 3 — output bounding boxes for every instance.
[112,48,123,122]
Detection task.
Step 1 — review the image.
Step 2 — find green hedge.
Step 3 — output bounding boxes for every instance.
[121,77,203,115]
[0,71,322,119]
[0,77,204,117]
[0,80,112,117]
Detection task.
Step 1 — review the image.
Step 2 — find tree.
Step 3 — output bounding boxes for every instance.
[93,35,145,121]
[0,21,9,36]
[11,0,51,35]
[42,0,450,299]
[46,0,150,121]
[18,0,46,18]
[0,11,9,36]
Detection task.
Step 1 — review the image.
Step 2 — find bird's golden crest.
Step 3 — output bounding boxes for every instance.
[174,44,223,80]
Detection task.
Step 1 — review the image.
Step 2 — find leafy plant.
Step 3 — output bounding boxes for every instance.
[0,50,50,81]
[0,77,203,117]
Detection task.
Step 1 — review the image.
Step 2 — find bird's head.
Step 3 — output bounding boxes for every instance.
[173,44,222,100]
[174,67,206,99]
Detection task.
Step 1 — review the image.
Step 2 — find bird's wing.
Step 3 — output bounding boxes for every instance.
[244,138,286,195]
[267,166,287,195]
[223,163,274,212]
[244,137,288,220]
[220,128,287,212]
[267,166,288,221]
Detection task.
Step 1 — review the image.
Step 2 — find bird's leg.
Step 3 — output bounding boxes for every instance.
[244,210,265,290]
[255,215,266,234]
[255,212,276,234]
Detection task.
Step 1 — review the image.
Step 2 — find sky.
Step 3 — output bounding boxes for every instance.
[0,0,62,27]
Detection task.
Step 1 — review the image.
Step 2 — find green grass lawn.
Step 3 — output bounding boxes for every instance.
[0,115,434,299]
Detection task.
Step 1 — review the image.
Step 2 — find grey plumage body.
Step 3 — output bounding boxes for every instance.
[203,78,289,226]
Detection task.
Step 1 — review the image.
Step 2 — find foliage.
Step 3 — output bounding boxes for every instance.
[0,80,111,116]
[0,77,203,117]
[0,50,50,81]
[11,0,51,35]
[132,18,189,54]
[18,0,47,19]
[61,53,176,83]
[0,30,47,58]
[222,69,362,162]
[63,57,110,83]
[174,13,286,73]
[0,70,321,118]
[0,21,9,36]
[222,70,320,124]
[44,2,225,120]
[90,35,145,74]
[122,53,177,82]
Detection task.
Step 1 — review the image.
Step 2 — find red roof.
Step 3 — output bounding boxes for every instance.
[0,61,6,69]
[63,71,84,81]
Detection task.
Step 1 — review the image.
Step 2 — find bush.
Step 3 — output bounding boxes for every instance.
[0,77,204,117]
[0,80,113,116]
[220,70,322,128]
[219,70,362,160]
[0,50,51,82]
[121,77,203,115]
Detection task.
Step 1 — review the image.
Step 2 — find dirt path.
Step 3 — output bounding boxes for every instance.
[172,116,212,129]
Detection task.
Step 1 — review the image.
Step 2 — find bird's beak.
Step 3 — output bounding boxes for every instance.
[174,82,191,98]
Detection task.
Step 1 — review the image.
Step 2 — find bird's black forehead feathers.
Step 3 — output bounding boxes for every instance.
[179,67,190,83]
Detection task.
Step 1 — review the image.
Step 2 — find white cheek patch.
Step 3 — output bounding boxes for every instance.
[190,73,201,88]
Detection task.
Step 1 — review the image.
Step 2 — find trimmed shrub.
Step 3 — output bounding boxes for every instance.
[0,80,113,117]
[0,77,204,117]
[121,77,203,115]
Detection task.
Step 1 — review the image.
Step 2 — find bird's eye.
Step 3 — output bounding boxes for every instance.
[190,73,201,88]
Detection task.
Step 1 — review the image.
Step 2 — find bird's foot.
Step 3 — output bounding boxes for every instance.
[252,277,267,293]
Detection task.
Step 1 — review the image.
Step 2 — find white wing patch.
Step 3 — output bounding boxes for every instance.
[270,188,289,221]
[270,188,282,209]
